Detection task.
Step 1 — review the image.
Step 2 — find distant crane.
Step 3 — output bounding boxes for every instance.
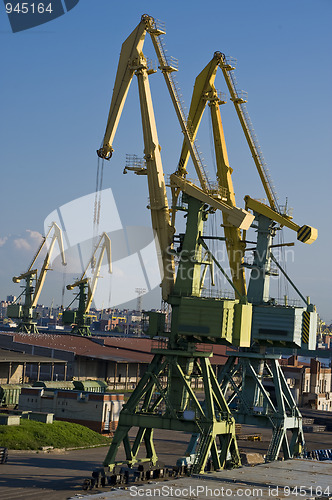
[62,232,111,336]
[7,222,66,333]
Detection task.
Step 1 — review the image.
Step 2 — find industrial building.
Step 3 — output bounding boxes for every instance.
[0,331,234,388]
[0,331,151,387]
[281,356,332,411]
[0,348,67,385]
[18,387,124,433]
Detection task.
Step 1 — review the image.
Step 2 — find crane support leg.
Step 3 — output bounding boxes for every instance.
[217,352,305,462]
[102,349,240,474]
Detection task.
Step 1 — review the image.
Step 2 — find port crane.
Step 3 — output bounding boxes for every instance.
[90,15,262,482]
[62,232,111,336]
[7,222,66,333]
[179,52,318,461]
[97,14,253,303]
[177,51,317,296]
[180,51,318,345]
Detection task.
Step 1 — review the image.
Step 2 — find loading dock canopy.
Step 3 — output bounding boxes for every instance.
[0,348,68,385]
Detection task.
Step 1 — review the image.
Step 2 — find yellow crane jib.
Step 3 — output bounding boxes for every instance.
[12,222,67,308]
[66,277,89,291]
[12,269,37,283]
[96,17,151,160]
[67,232,111,314]
[244,196,317,244]
[96,14,176,301]
[175,54,249,297]
[170,174,254,231]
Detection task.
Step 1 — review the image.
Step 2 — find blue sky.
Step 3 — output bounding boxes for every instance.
[0,0,331,321]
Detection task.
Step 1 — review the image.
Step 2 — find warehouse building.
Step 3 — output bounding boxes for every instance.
[0,347,67,384]
[0,332,152,386]
[19,387,124,433]
[0,331,233,388]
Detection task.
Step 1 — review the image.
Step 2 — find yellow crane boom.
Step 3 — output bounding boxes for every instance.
[217,52,279,212]
[176,54,248,295]
[179,53,317,251]
[97,16,175,301]
[12,222,66,308]
[97,16,254,300]
[217,52,317,244]
[63,233,111,336]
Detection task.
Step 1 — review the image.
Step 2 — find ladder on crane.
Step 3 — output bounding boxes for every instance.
[266,423,285,461]
[218,53,279,212]
[147,18,213,194]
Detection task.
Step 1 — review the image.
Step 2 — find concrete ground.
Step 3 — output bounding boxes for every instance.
[69,460,332,500]
[0,424,331,500]
[0,429,190,500]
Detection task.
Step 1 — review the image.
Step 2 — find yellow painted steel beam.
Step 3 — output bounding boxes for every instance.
[135,61,175,300]
[66,278,89,291]
[13,269,37,283]
[176,54,247,295]
[209,93,247,296]
[66,233,112,313]
[147,22,210,193]
[170,174,254,230]
[218,55,278,212]
[244,196,317,244]
[32,223,66,307]
[85,233,111,312]
[96,16,175,300]
[176,55,220,177]
[97,19,148,159]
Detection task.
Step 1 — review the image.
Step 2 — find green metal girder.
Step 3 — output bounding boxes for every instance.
[117,411,234,434]
[218,353,305,461]
[103,349,239,471]
[101,194,243,473]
